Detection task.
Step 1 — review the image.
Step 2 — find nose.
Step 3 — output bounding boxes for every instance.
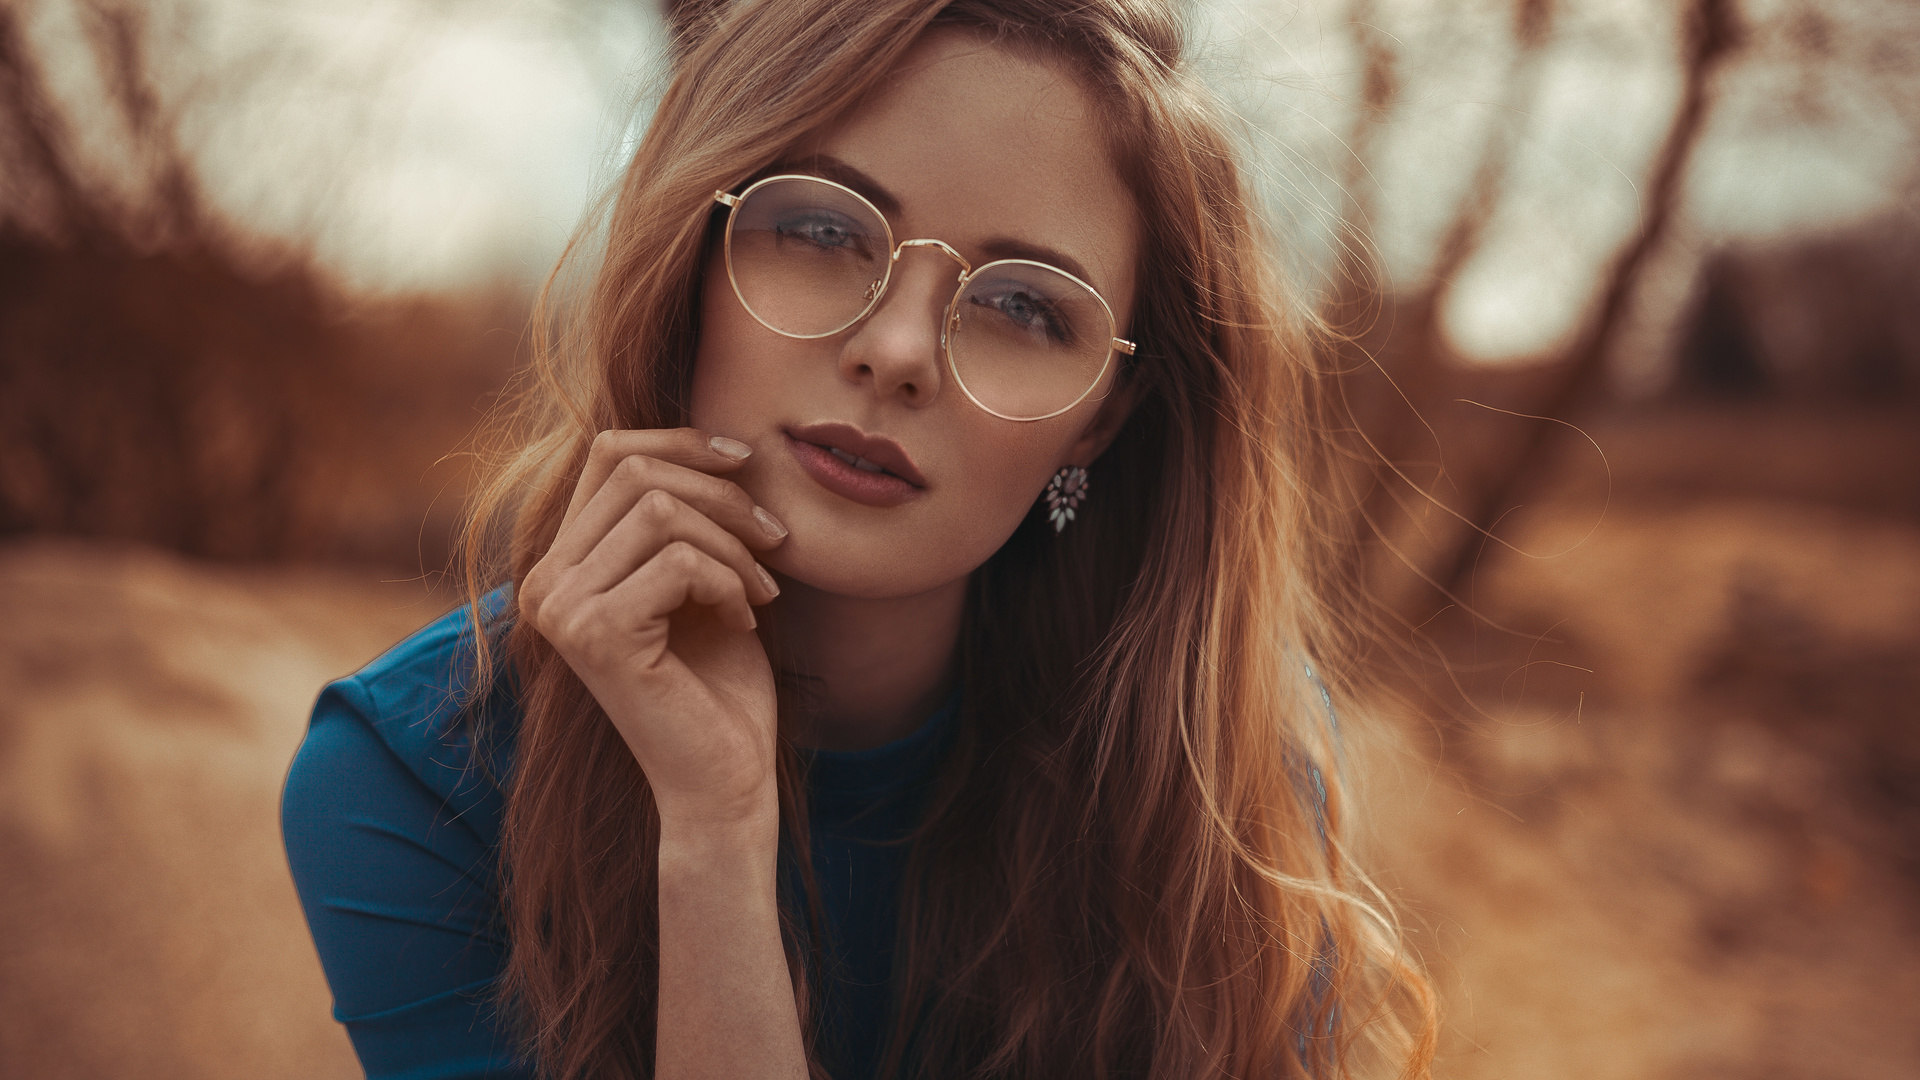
[836,244,964,409]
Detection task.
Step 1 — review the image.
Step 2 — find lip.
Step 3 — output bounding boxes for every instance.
[786,422,927,486]
[785,422,927,508]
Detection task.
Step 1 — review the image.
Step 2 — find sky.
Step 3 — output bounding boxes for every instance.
[22,0,1917,366]
[1196,0,1917,364]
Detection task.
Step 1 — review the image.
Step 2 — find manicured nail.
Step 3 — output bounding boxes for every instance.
[754,563,780,598]
[753,506,788,540]
[709,436,752,461]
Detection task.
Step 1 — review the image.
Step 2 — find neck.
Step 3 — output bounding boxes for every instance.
[759,575,966,752]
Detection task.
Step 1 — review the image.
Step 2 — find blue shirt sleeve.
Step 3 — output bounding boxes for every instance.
[281,596,531,1080]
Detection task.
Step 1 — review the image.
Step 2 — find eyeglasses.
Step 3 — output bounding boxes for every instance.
[712,174,1136,422]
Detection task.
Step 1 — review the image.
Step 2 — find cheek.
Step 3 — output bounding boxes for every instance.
[944,424,1063,523]
[688,268,743,421]
[899,418,1073,571]
[688,271,786,439]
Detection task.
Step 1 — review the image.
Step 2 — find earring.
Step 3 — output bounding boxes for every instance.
[1044,466,1089,533]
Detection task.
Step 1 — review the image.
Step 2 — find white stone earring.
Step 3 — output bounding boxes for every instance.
[1044,466,1089,533]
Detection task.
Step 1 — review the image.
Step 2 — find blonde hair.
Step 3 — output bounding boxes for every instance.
[457,1,1436,1077]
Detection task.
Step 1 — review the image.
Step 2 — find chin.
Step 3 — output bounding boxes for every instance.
[763,528,979,601]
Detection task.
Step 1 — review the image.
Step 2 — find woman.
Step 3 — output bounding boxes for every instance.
[282,1,1436,1078]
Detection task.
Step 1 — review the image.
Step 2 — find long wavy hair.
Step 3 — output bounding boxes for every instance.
[456,1,1436,1077]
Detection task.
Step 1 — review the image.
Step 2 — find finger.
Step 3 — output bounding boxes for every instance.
[547,452,788,572]
[571,488,779,605]
[561,428,757,533]
[608,540,758,635]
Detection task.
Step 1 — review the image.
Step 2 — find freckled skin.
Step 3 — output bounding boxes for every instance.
[689,30,1140,602]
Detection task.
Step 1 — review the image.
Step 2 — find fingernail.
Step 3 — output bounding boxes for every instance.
[709,436,752,461]
[754,563,780,598]
[753,506,788,540]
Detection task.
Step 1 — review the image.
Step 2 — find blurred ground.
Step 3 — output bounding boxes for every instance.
[1,404,1915,1079]
[0,540,452,1080]
[1360,405,1920,1079]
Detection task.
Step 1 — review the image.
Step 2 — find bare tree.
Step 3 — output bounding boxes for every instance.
[1326,0,1744,624]
[1429,0,1741,600]
[0,0,514,564]
[1335,0,1560,605]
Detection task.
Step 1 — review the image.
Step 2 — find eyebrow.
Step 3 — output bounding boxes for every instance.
[776,154,902,217]
[775,153,1104,293]
[974,237,1096,292]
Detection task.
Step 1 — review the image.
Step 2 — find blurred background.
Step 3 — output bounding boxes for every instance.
[0,0,1914,1076]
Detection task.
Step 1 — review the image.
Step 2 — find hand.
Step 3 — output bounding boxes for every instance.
[519,428,789,835]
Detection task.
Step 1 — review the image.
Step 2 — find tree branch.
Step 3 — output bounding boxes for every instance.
[1430,0,1741,603]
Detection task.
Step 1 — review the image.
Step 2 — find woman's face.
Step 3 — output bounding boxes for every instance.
[689,29,1140,600]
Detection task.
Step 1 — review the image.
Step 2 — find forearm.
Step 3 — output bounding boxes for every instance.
[655,811,807,1080]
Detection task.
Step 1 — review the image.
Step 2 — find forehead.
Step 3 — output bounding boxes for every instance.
[797,29,1137,304]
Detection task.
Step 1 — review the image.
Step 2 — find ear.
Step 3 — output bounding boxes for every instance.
[1059,369,1144,470]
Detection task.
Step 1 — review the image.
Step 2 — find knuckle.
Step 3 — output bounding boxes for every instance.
[530,592,564,641]
[684,468,738,512]
[635,487,679,523]
[555,604,594,651]
[612,454,655,486]
[545,611,574,649]
[715,476,754,513]
[589,429,620,458]
[658,539,703,572]
[519,568,550,611]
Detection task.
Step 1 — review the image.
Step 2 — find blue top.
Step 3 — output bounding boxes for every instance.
[280,591,956,1080]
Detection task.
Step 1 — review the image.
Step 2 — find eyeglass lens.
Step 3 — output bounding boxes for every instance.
[726,176,1115,420]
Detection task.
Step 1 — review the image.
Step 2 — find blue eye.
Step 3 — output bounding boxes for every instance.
[772,211,872,256]
[967,286,1074,345]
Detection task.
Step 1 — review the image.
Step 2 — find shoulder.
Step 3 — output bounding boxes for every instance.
[291,586,520,839]
[280,586,533,1075]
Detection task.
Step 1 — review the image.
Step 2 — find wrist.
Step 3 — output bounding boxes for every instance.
[656,796,780,875]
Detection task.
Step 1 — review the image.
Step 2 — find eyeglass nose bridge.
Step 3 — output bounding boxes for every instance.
[871,238,973,348]
[853,238,972,310]
[891,237,973,277]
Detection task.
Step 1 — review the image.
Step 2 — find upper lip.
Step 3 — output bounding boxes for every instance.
[787,421,927,487]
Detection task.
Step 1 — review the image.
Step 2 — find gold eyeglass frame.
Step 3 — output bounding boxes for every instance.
[713,173,1137,423]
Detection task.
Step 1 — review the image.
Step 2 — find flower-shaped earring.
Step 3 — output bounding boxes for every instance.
[1044,465,1089,533]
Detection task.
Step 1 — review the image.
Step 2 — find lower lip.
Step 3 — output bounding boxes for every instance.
[785,433,924,508]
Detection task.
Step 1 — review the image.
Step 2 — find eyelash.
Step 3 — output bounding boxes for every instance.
[774,213,871,255]
[968,287,1072,344]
